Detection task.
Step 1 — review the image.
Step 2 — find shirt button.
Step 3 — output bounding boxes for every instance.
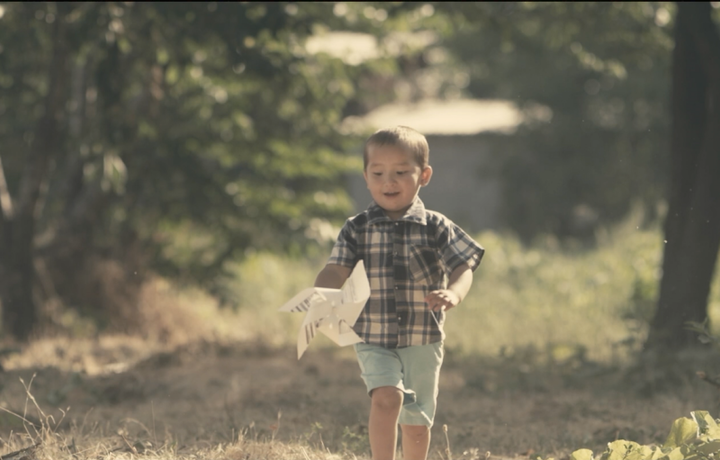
[397,316,402,321]
[395,286,399,290]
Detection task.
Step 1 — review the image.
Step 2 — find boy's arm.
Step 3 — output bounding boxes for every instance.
[314,263,352,289]
[425,263,474,312]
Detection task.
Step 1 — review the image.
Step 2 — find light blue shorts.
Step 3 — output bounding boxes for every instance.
[354,341,444,427]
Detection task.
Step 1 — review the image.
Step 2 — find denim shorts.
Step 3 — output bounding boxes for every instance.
[354,341,444,427]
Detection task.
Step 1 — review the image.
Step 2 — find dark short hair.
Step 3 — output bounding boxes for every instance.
[363,126,429,170]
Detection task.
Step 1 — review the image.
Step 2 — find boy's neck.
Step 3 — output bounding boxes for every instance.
[378,197,421,220]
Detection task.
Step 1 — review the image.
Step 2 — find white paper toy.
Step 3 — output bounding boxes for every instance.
[279,261,370,359]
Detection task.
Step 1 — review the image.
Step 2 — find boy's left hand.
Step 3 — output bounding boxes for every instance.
[425,289,460,312]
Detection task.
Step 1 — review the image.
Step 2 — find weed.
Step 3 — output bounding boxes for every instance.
[341,425,369,454]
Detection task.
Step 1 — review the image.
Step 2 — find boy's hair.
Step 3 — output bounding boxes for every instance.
[363,126,430,170]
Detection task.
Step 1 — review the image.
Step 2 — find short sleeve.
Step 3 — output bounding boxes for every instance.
[327,219,358,268]
[434,217,484,273]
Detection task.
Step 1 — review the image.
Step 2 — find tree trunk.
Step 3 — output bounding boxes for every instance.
[0,156,13,332]
[646,2,720,350]
[0,7,68,340]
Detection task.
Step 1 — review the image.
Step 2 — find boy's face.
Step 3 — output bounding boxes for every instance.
[363,143,432,220]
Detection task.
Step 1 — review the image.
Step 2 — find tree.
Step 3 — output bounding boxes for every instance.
[0,2,369,339]
[645,2,720,350]
[383,2,720,349]
[430,2,674,241]
[0,2,70,339]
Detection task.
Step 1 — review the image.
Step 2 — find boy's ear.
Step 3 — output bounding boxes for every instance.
[421,166,433,186]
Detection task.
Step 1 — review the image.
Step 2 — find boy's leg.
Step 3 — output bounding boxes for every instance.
[369,386,403,460]
[355,344,415,460]
[399,424,430,460]
[396,342,444,460]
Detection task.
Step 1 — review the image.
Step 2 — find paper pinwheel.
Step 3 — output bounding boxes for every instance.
[279,261,370,359]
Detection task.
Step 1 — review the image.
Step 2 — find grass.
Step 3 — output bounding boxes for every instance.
[0,371,359,460]
[446,222,663,363]
[227,217,672,364]
[228,215,720,364]
[2,215,720,460]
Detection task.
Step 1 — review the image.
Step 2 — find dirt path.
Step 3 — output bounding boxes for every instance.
[1,340,718,459]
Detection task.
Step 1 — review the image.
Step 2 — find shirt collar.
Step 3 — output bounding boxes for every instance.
[367,198,427,226]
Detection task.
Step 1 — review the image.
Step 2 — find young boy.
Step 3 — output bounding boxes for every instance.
[314,126,484,460]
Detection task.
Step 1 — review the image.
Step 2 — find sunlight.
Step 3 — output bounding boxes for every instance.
[305,31,378,65]
[342,98,526,136]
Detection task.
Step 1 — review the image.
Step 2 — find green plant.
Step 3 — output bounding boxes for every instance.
[569,411,720,460]
[341,425,370,455]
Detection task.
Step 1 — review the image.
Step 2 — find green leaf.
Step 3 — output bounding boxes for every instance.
[648,446,666,460]
[626,444,661,460]
[600,440,634,460]
[600,440,657,460]
[696,440,720,455]
[691,411,720,440]
[658,446,686,460]
[663,418,698,450]
[571,448,594,460]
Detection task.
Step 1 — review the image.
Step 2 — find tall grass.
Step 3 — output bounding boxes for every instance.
[446,224,661,362]
[225,216,720,364]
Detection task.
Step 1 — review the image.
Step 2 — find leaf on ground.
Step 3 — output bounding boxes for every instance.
[695,439,720,455]
[658,446,685,460]
[691,411,720,440]
[571,448,594,460]
[599,440,660,460]
[663,417,698,450]
[626,443,661,460]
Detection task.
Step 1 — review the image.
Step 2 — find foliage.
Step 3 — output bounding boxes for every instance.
[568,411,720,460]
[227,217,720,363]
[14,218,682,361]
[446,221,665,362]
[294,2,678,243]
[345,3,673,240]
[429,2,676,240]
[0,1,716,339]
[0,2,377,329]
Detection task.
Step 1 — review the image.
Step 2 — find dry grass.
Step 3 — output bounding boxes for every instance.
[0,338,370,460]
[1,335,718,460]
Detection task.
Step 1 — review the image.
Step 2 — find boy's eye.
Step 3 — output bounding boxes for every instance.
[372,172,382,176]
[396,171,408,175]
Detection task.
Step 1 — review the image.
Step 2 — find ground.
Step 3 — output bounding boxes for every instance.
[0,338,718,459]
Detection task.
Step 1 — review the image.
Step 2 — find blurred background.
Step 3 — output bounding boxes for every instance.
[1,2,719,366]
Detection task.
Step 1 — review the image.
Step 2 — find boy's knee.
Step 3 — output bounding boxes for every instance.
[370,386,403,412]
[401,424,429,441]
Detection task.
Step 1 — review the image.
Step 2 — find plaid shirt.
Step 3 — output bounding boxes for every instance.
[328,198,484,348]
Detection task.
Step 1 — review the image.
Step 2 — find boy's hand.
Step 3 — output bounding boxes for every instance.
[427,263,474,312]
[425,289,461,312]
[314,263,352,289]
